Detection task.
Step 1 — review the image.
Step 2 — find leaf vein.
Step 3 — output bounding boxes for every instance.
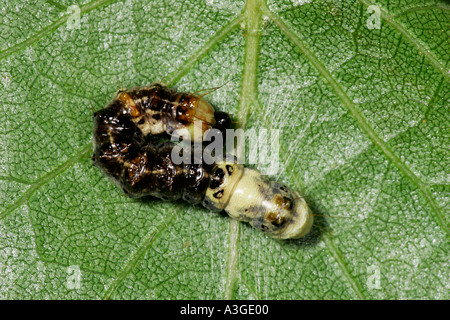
[0,0,121,61]
[223,0,266,300]
[0,175,32,185]
[358,0,449,81]
[266,10,448,238]
[394,4,450,18]
[165,16,242,86]
[323,233,367,299]
[0,142,92,220]
[103,212,176,299]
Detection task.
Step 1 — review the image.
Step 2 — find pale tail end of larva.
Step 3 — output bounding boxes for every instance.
[203,160,314,240]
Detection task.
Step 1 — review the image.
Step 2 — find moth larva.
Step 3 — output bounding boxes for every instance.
[93,83,313,239]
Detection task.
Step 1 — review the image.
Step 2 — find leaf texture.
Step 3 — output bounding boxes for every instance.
[0,0,449,299]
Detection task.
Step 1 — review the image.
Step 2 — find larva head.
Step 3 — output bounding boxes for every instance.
[113,89,165,136]
[170,93,216,142]
[225,169,313,239]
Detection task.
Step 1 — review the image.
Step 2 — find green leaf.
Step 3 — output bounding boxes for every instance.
[0,0,448,299]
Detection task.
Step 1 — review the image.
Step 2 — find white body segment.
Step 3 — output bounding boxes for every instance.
[205,160,313,239]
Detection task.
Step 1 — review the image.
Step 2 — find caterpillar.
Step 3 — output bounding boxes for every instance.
[92,83,313,239]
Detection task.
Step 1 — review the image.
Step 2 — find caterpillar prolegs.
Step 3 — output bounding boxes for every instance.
[92,83,313,239]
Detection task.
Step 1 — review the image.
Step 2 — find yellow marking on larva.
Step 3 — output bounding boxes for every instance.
[117,92,140,118]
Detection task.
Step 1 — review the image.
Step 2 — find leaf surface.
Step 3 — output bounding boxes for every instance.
[0,0,449,299]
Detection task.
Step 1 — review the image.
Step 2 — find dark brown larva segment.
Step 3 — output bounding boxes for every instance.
[92,84,224,207]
